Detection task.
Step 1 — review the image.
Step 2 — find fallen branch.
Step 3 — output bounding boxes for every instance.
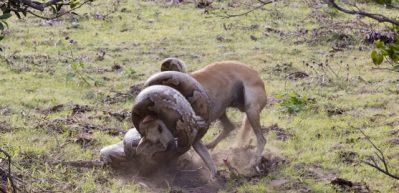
[0,148,16,193]
[325,0,399,26]
[357,129,399,180]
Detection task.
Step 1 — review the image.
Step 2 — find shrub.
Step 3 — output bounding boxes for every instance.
[277,92,312,114]
[371,27,399,70]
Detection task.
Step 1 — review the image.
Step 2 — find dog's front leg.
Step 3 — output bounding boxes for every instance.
[193,140,217,179]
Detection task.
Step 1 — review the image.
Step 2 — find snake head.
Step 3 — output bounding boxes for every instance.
[160,58,187,73]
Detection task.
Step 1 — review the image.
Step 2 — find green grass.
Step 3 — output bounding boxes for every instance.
[1,0,399,192]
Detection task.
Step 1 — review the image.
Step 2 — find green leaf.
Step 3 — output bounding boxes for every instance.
[375,40,385,49]
[79,61,85,68]
[70,0,80,9]
[2,21,8,28]
[0,13,12,20]
[371,50,384,65]
[71,63,78,71]
[391,53,399,63]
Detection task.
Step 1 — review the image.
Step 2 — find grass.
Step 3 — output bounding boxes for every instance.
[1,0,399,192]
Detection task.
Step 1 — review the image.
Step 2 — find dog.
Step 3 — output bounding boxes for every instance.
[161,59,268,174]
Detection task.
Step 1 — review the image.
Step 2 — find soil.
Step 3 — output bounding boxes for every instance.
[110,147,286,193]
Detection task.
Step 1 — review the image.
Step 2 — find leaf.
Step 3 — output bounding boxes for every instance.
[70,0,80,9]
[375,40,385,49]
[2,21,8,28]
[371,50,384,65]
[0,13,12,20]
[391,53,399,63]
[71,63,78,71]
[79,62,85,68]
[287,92,297,98]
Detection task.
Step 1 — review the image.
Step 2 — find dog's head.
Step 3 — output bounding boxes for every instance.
[135,115,178,164]
[160,58,187,73]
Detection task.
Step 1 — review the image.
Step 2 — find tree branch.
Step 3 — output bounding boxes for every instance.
[1,0,93,20]
[357,128,399,180]
[325,0,399,26]
[16,0,67,11]
[26,0,91,20]
[217,0,277,19]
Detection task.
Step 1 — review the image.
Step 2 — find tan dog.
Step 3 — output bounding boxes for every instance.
[161,59,268,169]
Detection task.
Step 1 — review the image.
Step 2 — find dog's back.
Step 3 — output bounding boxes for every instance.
[191,61,267,121]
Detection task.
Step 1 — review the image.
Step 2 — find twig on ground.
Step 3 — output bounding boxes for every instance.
[356,128,399,180]
[0,148,17,193]
[215,0,276,18]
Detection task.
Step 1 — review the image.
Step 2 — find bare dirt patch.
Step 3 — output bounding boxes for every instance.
[104,83,143,104]
[0,122,12,133]
[262,124,293,141]
[331,177,371,193]
[102,146,286,193]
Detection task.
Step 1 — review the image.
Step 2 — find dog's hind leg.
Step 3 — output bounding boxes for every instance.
[235,115,252,146]
[205,113,235,149]
[244,86,267,165]
[245,110,265,161]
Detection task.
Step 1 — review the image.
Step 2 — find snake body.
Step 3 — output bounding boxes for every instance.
[143,71,211,141]
[132,85,207,155]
